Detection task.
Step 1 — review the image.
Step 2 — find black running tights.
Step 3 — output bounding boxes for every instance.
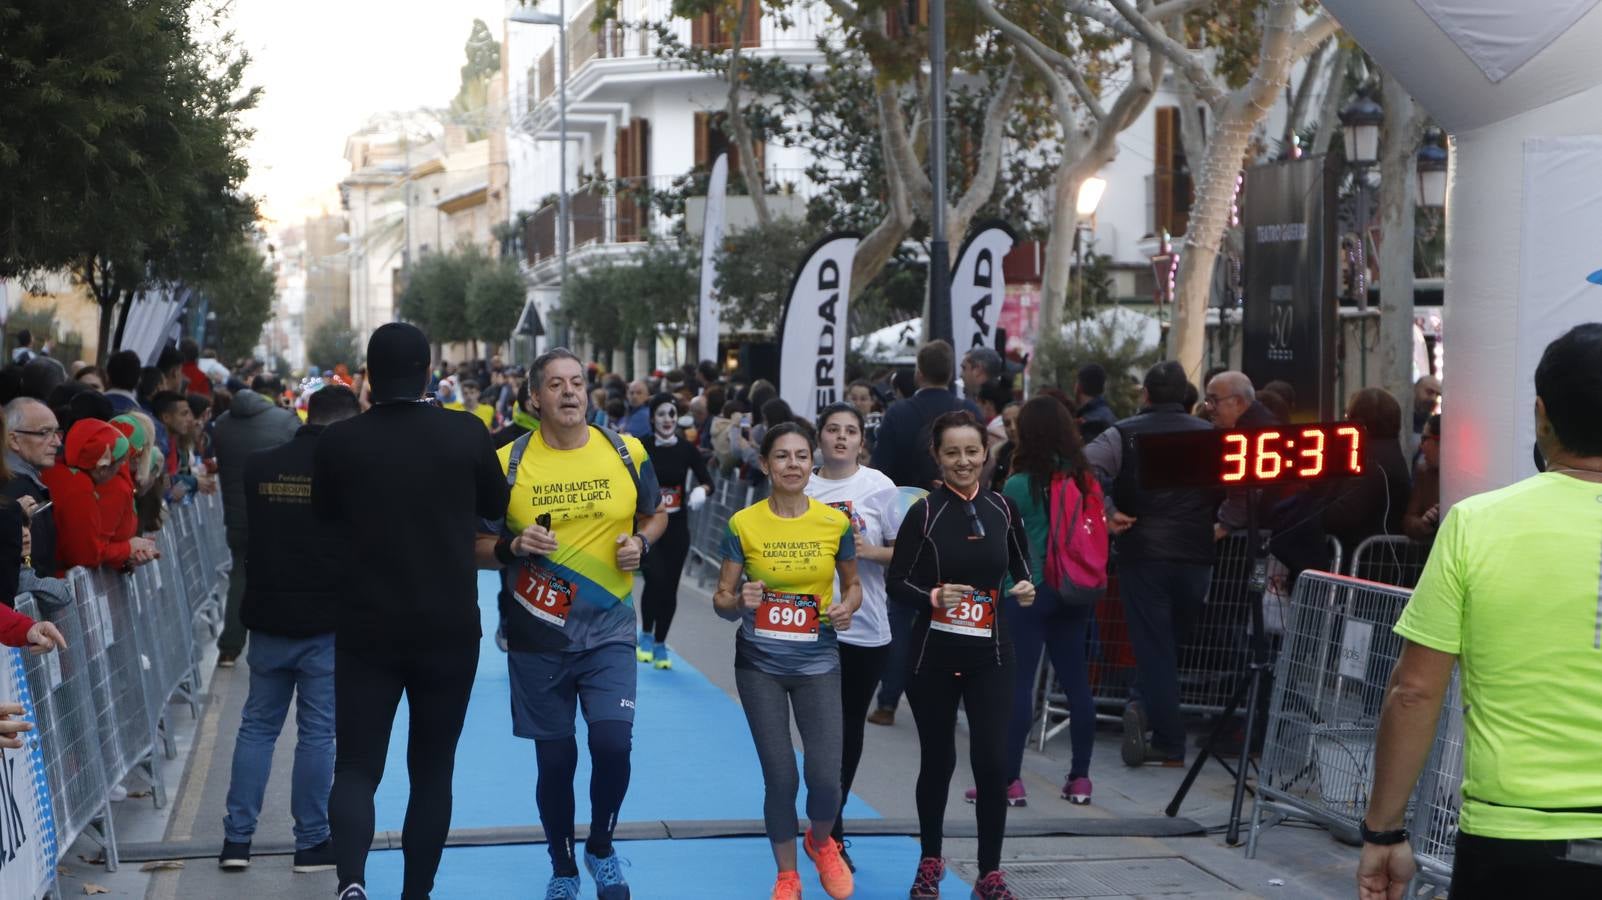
[535,721,633,875]
[639,517,690,644]
[330,641,478,899]
[906,661,1014,874]
[832,642,889,843]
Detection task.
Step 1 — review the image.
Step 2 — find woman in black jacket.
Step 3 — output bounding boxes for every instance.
[886,411,1035,900]
[1322,387,1412,552]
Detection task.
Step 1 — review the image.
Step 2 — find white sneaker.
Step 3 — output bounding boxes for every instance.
[109,784,128,802]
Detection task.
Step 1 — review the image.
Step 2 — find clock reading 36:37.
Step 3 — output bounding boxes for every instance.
[1135,423,1368,491]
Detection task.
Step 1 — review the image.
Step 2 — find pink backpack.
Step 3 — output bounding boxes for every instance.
[1043,471,1109,605]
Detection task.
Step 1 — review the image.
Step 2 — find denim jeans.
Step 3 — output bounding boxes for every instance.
[876,599,917,711]
[1118,560,1213,757]
[1004,586,1096,781]
[223,630,336,849]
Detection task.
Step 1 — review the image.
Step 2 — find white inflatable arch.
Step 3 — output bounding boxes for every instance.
[1319,0,1602,504]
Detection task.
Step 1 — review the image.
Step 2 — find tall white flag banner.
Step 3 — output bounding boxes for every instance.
[778,233,861,424]
[949,221,1016,357]
[697,154,730,365]
[0,645,58,900]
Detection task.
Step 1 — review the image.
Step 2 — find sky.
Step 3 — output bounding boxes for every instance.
[230,0,507,229]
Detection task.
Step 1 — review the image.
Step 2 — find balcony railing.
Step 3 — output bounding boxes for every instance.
[520,1,831,109]
[521,168,826,268]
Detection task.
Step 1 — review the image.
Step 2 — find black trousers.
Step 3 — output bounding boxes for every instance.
[1448,831,1602,899]
[639,516,690,644]
[329,640,479,899]
[833,641,890,842]
[906,661,1014,874]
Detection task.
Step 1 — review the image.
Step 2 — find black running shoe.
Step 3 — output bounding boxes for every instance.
[293,839,336,873]
[218,840,250,870]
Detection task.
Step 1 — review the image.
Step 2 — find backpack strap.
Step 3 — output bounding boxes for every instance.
[505,432,534,488]
[593,424,644,504]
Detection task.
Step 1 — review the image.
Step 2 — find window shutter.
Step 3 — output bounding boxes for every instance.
[694,112,710,169]
[741,3,761,46]
[1155,107,1176,237]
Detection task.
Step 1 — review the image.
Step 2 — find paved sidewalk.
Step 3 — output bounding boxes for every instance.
[51,567,1367,899]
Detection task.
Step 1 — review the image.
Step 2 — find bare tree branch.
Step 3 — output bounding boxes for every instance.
[952,63,1022,234]
[974,0,1104,120]
[1058,0,1140,39]
[1282,37,1329,149]
[1102,0,1224,107]
[1311,45,1351,155]
[879,81,934,213]
[1148,0,1211,22]
[1289,12,1340,61]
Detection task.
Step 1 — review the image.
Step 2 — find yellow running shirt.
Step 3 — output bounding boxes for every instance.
[445,401,494,428]
[494,426,658,652]
[1395,472,1602,840]
[722,497,854,676]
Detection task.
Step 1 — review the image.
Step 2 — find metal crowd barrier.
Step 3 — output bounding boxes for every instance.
[9,491,231,898]
[1084,534,1344,718]
[685,475,756,584]
[1348,535,1433,590]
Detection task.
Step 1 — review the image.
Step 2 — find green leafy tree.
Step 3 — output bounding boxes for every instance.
[466,256,528,349]
[559,238,696,356]
[0,0,261,362]
[197,234,276,362]
[306,322,360,371]
[712,218,813,333]
[397,249,478,345]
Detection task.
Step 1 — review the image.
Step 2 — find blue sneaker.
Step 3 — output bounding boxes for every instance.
[652,644,672,670]
[544,873,581,899]
[584,849,631,899]
[635,632,654,664]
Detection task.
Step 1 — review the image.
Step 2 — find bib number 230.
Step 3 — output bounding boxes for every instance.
[515,565,576,628]
[930,588,997,638]
[755,592,821,642]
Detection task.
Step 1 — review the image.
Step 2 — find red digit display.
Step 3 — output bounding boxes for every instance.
[1222,434,1249,482]
[1134,423,1369,491]
[1253,431,1284,480]
[1337,426,1363,474]
[1298,427,1326,477]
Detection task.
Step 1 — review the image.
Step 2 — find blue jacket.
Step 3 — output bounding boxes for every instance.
[869,387,980,490]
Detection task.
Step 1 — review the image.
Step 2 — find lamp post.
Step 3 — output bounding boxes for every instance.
[1073,176,1107,327]
[510,4,569,294]
[926,0,952,352]
[1416,135,1447,209]
[1339,95,1383,309]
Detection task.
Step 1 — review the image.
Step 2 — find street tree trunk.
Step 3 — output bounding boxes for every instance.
[1378,75,1428,425]
[726,0,772,226]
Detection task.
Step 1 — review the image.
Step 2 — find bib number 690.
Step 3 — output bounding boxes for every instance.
[767,605,810,628]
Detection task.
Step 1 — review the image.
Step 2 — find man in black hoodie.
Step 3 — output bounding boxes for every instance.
[313,323,510,900]
[218,385,359,875]
[213,374,302,665]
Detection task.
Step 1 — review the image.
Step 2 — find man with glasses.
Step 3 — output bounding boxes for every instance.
[3,398,62,578]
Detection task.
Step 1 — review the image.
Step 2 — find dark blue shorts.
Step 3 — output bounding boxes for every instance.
[508,642,637,741]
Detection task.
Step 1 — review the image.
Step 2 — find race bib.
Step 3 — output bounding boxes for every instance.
[660,486,685,513]
[514,563,576,628]
[755,591,822,642]
[930,587,997,638]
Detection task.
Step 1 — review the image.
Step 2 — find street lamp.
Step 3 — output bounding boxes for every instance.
[1416,136,1448,209]
[510,4,569,295]
[1339,96,1384,166]
[1073,176,1107,325]
[1339,94,1383,309]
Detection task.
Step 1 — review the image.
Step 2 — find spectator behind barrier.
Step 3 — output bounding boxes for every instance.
[1322,387,1412,551]
[180,338,212,396]
[103,350,144,416]
[216,385,360,873]
[211,376,300,668]
[870,340,982,491]
[1359,323,1602,899]
[75,365,107,393]
[1073,364,1116,444]
[1403,415,1442,543]
[3,398,61,579]
[39,419,157,572]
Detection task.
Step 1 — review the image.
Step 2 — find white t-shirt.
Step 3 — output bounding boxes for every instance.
[805,465,901,648]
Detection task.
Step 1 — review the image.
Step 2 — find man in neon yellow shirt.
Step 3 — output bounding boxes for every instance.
[1359,324,1602,898]
[444,377,494,429]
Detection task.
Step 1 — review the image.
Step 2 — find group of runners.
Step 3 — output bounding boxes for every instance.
[320,328,1066,900]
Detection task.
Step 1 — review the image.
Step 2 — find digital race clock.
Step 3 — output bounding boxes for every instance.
[1136,423,1367,491]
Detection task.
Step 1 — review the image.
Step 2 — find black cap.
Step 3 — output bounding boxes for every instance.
[367,323,431,403]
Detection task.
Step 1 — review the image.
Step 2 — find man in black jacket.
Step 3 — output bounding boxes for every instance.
[1086,361,1220,767]
[1074,363,1118,443]
[869,340,980,490]
[218,385,359,874]
[314,323,510,900]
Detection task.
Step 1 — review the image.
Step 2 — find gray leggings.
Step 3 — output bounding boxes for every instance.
[735,666,843,843]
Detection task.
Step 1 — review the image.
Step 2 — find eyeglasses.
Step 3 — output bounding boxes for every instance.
[12,428,63,439]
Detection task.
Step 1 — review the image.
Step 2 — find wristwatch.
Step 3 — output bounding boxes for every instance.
[633,532,651,556]
[1360,820,1410,846]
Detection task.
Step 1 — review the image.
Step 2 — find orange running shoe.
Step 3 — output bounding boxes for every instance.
[771,870,803,900]
[804,829,855,899]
